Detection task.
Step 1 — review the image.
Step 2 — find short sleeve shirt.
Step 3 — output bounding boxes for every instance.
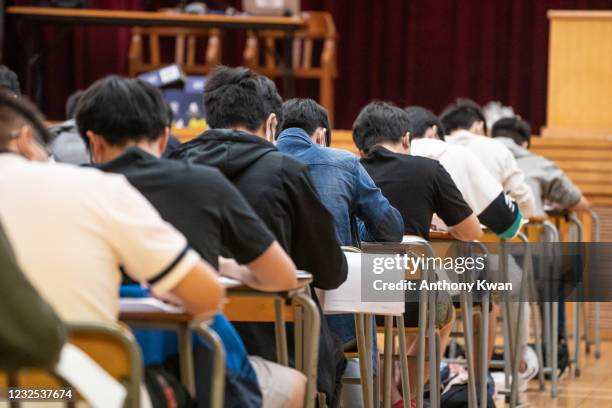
[98,147,275,268]
[360,147,473,239]
[0,154,200,323]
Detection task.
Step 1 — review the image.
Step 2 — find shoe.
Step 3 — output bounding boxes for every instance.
[519,346,539,391]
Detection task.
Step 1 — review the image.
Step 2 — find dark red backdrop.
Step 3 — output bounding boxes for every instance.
[5,0,612,129]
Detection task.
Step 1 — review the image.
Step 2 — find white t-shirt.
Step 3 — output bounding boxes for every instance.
[411,138,503,215]
[445,130,536,217]
[0,154,200,324]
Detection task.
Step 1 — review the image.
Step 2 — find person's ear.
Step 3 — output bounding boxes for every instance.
[14,125,48,162]
[313,127,327,147]
[522,141,529,149]
[86,130,107,164]
[424,126,437,139]
[265,113,278,143]
[158,127,170,154]
[358,149,367,158]
[403,132,411,153]
[472,120,485,135]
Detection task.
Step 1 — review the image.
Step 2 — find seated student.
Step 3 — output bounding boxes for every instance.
[407,106,523,238]
[0,90,224,402]
[77,75,306,408]
[170,66,348,407]
[493,116,588,376]
[492,117,590,214]
[276,98,403,405]
[440,98,537,218]
[277,98,404,245]
[352,101,481,404]
[0,220,66,371]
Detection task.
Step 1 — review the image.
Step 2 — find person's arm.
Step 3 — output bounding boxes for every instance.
[0,222,66,370]
[501,148,536,217]
[212,170,298,291]
[464,153,523,238]
[448,213,483,241]
[102,174,224,317]
[354,160,404,242]
[218,242,298,291]
[536,156,586,211]
[569,196,591,212]
[433,163,482,241]
[287,165,348,290]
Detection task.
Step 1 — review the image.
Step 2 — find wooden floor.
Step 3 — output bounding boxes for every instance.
[506,341,612,407]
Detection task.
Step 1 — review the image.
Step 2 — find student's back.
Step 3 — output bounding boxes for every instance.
[100,146,274,268]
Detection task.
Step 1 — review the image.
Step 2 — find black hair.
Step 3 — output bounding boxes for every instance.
[0,89,50,149]
[0,65,21,95]
[439,98,487,135]
[352,101,411,153]
[404,106,445,141]
[492,117,532,148]
[203,65,282,132]
[65,90,85,119]
[280,98,331,145]
[76,75,169,147]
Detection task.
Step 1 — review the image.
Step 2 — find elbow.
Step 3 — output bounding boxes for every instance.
[188,281,225,317]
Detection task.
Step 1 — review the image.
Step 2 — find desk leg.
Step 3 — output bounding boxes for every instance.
[274,297,289,366]
[355,314,373,408]
[177,324,196,396]
[282,32,296,98]
[294,293,320,408]
[192,323,226,408]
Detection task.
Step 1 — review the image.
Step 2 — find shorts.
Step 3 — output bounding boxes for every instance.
[379,290,454,329]
[249,355,306,408]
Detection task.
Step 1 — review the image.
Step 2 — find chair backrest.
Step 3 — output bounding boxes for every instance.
[244,11,337,75]
[0,323,142,408]
[128,27,222,77]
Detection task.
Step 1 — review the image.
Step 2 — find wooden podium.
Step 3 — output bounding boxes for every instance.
[544,10,612,138]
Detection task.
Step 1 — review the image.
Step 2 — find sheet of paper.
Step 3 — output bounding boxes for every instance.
[120,297,184,314]
[322,252,404,316]
[219,276,242,288]
[55,343,127,408]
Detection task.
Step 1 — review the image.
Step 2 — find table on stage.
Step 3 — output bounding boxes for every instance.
[3,6,305,98]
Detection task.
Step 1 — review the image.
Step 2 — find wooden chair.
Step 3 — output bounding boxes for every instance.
[243,11,338,124]
[0,322,143,407]
[128,27,222,77]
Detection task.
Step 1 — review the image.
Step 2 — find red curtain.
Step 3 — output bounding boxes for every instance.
[5,0,612,129]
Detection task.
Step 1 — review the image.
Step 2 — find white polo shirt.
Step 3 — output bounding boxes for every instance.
[445,129,536,217]
[411,138,502,215]
[0,154,200,324]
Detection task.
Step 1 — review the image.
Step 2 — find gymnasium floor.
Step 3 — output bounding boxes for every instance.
[511,341,612,407]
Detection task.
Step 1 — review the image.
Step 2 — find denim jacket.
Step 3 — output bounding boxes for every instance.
[276,128,403,246]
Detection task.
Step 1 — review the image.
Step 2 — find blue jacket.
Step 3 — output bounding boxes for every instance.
[276,128,404,246]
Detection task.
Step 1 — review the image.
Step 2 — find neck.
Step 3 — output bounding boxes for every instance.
[233,125,266,139]
[376,141,408,155]
[99,140,161,163]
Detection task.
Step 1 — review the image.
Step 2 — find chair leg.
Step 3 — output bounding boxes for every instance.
[396,316,411,407]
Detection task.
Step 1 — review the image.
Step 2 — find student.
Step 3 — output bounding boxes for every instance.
[277,98,403,246]
[170,66,348,407]
[0,220,66,371]
[492,116,590,214]
[352,101,481,403]
[440,99,537,217]
[77,75,306,408]
[0,88,224,360]
[354,102,482,241]
[406,106,523,238]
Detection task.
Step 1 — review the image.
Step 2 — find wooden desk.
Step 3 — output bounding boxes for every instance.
[5,6,305,101]
[120,274,319,408]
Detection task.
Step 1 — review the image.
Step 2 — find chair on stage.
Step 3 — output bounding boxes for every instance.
[128,27,222,77]
[243,11,338,124]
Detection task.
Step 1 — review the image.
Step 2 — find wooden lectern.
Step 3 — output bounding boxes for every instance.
[544,10,612,138]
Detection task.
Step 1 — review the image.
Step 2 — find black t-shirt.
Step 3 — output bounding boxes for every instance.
[98,146,275,268]
[360,147,473,239]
